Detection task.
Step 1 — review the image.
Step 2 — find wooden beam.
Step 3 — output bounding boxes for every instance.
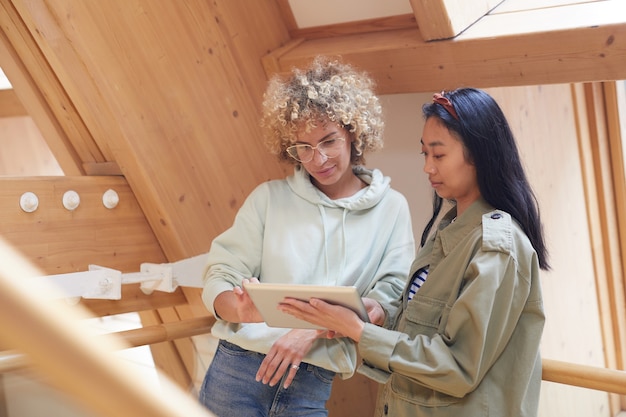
[263,2,626,93]
[0,0,105,175]
[409,0,501,41]
[0,88,25,117]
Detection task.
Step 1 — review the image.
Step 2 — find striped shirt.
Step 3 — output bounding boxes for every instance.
[408,267,429,300]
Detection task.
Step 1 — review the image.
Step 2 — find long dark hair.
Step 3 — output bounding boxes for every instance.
[420,88,550,270]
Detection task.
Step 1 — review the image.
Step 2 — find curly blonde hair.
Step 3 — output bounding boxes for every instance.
[260,56,384,165]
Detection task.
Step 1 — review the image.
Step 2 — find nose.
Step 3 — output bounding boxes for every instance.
[423,160,435,174]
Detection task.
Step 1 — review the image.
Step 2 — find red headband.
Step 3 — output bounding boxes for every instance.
[433,92,459,120]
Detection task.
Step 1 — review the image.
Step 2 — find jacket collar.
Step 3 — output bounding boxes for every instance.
[436,197,494,257]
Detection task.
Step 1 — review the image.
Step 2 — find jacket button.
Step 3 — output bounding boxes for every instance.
[491,213,502,219]
[384,404,389,415]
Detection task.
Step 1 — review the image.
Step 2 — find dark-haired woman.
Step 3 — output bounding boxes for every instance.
[280,87,549,417]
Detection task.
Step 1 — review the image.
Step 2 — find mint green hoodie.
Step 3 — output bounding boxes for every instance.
[202,165,415,378]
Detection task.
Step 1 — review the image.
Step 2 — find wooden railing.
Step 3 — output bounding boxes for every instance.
[1,315,625,395]
[0,237,214,417]
[1,237,625,417]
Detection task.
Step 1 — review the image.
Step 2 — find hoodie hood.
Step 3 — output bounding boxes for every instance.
[286,164,390,209]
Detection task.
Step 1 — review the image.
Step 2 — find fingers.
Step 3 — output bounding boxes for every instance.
[283,362,300,389]
[256,351,301,388]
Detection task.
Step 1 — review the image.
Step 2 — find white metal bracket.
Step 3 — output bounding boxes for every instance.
[29,253,207,302]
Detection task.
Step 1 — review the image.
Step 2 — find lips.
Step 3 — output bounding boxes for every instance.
[315,165,336,178]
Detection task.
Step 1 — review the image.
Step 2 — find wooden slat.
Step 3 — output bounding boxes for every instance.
[0,88,25,117]
[263,2,626,93]
[409,0,500,41]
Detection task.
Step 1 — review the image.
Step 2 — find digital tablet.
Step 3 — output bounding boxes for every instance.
[242,282,369,329]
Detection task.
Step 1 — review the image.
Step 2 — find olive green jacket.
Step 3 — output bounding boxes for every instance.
[358,198,544,417]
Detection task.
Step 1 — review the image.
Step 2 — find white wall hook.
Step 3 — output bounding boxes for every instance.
[102,189,119,209]
[20,192,39,213]
[63,190,80,211]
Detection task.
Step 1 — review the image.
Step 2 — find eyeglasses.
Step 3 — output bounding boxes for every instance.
[433,92,459,120]
[286,137,346,163]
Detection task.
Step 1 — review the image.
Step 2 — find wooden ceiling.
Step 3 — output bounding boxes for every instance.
[266,0,626,94]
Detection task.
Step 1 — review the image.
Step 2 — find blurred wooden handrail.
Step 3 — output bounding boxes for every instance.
[3,327,626,397]
[542,358,626,395]
[119,315,215,348]
[0,316,215,373]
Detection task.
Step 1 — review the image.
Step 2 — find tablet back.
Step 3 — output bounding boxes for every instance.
[243,282,369,329]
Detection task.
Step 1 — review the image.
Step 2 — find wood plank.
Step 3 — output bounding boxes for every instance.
[410,0,501,41]
[264,20,626,94]
[0,88,25,117]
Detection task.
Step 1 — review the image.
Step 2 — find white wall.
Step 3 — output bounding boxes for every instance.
[366,93,434,244]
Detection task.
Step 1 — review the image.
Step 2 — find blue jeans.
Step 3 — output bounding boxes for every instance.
[199,340,335,417]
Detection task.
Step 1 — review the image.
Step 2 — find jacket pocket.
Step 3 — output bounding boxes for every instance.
[392,296,461,407]
[403,294,445,331]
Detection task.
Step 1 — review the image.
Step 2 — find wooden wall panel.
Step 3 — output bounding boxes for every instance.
[0,116,63,176]
[9,0,290,262]
[487,85,611,416]
[0,176,167,274]
[2,0,292,395]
